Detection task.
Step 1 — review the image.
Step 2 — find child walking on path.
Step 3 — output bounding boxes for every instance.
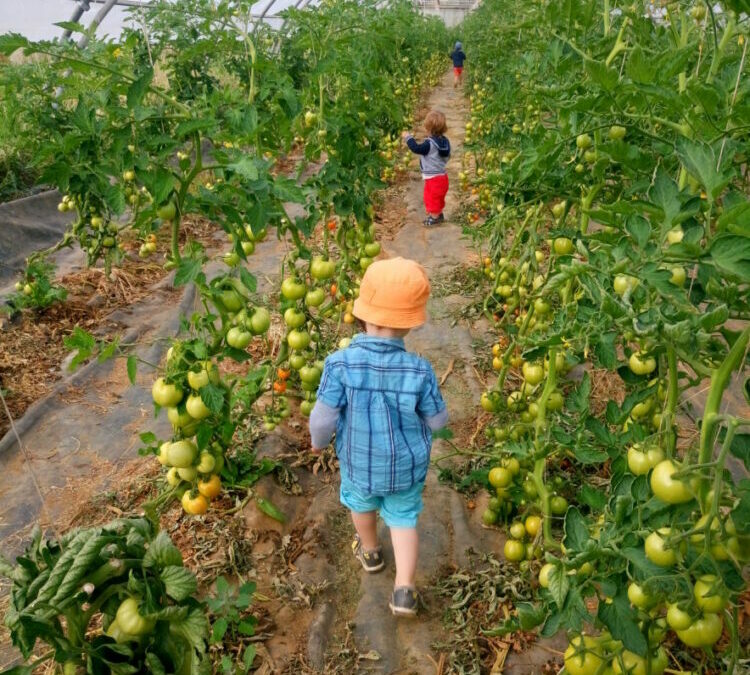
[450,41,466,88]
[309,257,448,617]
[403,110,451,228]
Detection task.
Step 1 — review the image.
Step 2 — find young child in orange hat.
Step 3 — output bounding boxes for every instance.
[309,257,448,617]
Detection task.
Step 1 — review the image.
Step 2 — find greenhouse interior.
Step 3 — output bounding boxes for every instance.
[0,0,749,673]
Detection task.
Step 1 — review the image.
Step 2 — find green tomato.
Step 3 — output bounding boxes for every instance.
[166,407,197,434]
[157,202,176,221]
[509,522,527,540]
[547,391,564,411]
[305,288,326,307]
[284,307,307,329]
[627,582,655,610]
[575,133,592,150]
[248,307,271,335]
[650,459,693,504]
[186,393,211,420]
[178,466,198,481]
[612,648,667,675]
[310,257,336,280]
[538,563,554,588]
[480,392,498,412]
[553,237,574,255]
[281,277,307,300]
[115,598,154,636]
[226,327,252,349]
[666,603,693,631]
[187,361,219,390]
[196,451,216,474]
[299,365,322,385]
[644,528,677,567]
[608,125,627,141]
[166,440,198,469]
[219,289,244,312]
[522,362,544,385]
[241,240,255,256]
[676,613,723,648]
[300,400,315,416]
[502,457,521,475]
[289,354,307,370]
[482,508,498,526]
[504,539,526,562]
[152,377,183,408]
[287,329,311,351]
[550,496,568,515]
[564,635,605,675]
[488,467,513,488]
[165,467,182,487]
[628,352,656,375]
[693,575,727,613]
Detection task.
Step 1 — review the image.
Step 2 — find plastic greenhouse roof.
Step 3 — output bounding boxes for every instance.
[0,0,322,43]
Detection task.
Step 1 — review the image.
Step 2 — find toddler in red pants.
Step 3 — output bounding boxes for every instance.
[403,110,451,227]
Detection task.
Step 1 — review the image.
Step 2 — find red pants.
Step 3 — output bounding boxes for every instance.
[453,67,463,76]
[424,174,449,214]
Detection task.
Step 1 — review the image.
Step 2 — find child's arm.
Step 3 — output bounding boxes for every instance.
[309,357,346,450]
[309,401,341,451]
[416,368,449,430]
[402,132,431,156]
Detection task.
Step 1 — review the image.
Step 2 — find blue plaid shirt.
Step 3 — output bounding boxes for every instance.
[316,334,446,496]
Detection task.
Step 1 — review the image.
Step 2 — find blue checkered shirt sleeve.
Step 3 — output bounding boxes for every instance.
[417,368,446,419]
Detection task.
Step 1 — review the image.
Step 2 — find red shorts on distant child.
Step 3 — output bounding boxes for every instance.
[453,67,463,76]
[423,174,449,214]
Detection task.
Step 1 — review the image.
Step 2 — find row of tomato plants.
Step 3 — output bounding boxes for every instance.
[0,1,447,672]
[458,0,749,673]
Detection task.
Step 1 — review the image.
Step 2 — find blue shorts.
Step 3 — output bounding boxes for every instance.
[340,477,424,528]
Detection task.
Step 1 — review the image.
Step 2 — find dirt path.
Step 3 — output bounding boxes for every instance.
[244,71,566,675]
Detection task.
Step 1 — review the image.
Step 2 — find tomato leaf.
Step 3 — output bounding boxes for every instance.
[169,605,208,654]
[173,257,203,287]
[515,602,546,630]
[709,234,750,283]
[625,45,655,84]
[200,383,225,414]
[625,214,650,249]
[243,644,257,670]
[566,371,590,413]
[127,356,138,385]
[677,140,731,201]
[143,532,183,568]
[255,497,285,523]
[0,33,30,55]
[563,507,589,551]
[578,484,607,510]
[547,563,569,609]
[239,268,257,293]
[160,565,198,601]
[598,589,648,656]
[127,68,154,109]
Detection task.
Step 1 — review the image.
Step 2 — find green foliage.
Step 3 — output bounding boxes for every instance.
[0,520,208,674]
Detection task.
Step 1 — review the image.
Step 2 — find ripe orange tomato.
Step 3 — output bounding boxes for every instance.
[273,380,287,393]
[277,368,291,381]
[327,219,337,231]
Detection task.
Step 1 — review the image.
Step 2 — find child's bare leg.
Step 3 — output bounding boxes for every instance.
[390,527,418,587]
[352,511,378,550]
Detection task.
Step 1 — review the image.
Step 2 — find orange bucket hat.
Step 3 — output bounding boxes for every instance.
[352,257,430,329]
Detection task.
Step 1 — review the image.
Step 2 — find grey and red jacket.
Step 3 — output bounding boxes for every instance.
[405,134,451,179]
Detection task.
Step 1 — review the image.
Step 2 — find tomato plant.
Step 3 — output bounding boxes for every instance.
[0,520,207,673]
[458,0,750,670]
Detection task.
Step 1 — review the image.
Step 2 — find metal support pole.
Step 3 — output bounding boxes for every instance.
[62,0,91,41]
[252,0,278,33]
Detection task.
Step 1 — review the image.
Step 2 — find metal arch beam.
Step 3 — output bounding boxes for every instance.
[62,0,91,41]
[252,0,279,33]
[77,0,121,48]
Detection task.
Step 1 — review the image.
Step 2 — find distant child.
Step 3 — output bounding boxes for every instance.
[309,257,448,617]
[450,41,466,88]
[403,111,451,227]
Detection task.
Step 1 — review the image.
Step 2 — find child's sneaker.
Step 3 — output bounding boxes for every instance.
[351,535,385,573]
[389,586,419,617]
[423,214,445,227]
